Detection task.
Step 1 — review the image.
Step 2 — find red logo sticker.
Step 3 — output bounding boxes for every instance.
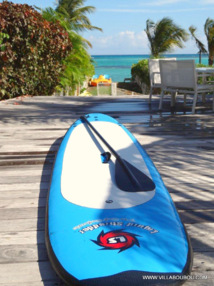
[91,230,140,253]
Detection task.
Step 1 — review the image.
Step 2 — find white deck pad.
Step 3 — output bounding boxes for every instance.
[61,121,155,209]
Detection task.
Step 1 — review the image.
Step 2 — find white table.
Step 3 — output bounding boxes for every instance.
[196,67,214,103]
[196,67,214,82]
[196,67,214,72]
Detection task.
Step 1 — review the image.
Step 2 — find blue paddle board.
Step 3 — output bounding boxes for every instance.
[46,113,192,285]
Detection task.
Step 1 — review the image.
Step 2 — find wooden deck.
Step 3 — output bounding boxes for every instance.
[0,95,213,285]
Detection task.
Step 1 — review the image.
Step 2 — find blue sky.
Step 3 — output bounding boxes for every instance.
[3,0,214,55]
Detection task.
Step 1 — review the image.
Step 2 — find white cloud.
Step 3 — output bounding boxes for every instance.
[87,29,206,55]
[98,7,210,14]
[201,0,214,3]
[88,31,149,54]
[98,9,147,13]
[140,0,187,6]
[104,0,187,9]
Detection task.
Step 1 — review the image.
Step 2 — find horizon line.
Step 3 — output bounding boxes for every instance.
[91,53,205,56]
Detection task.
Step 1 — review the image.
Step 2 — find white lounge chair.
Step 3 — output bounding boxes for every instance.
[148,58,176,104]
[159,59,214,113]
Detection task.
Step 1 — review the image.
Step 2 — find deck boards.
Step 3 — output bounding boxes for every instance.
[0,95,213,285]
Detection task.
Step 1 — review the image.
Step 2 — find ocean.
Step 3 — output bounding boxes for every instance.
[91,54,209,82]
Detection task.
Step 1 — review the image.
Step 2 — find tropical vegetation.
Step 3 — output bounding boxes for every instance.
[56,0,102,33]
[42,7,96,94]
[204,18,214,65]
[189,25,207,64]
[42,0,102,94]
[145,17,188,58]
[0,1,72,100]
[131,60,150,94]
[0,0,101,99]
[188,19,214,66]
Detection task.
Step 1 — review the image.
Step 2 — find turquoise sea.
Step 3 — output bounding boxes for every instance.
[92,54,209,82]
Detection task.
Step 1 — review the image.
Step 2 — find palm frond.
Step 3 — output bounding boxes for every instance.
[189,25,207,53]
[204,18,214,44]
[145,17,188,57]
[56,0,101,33]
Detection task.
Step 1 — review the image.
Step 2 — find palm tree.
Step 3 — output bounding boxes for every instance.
[204,18,214,65]
[42,7,93,47]
[42,7,95,93]
[189,26,207,64]
[56,0,102,33]
[145,17,188,58]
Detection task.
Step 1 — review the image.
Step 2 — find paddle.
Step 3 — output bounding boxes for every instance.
[80,116,155,192]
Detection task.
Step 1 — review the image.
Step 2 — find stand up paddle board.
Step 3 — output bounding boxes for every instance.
[46,113,193,285]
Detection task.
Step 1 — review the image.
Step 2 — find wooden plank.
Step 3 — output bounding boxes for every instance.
[156,163,214,172]
[179,210,214,224]
[161,172,214,183]
[0,282,63,286]
[0,207,45,220]
[0,159,54,167]
[161,176,214,186]
[0,189,48,199]
[185,278,214,286]
[0,261,58,283]
[0,131,65,138]
[0,151,56,156]
[192,252,214,273]
[0,165,52,176]
[0,182,49,192]
[186,223,214,252]
[0,155,54,162]
[0,176,50,185]
[167,183,214,194]
[0,243,48,264]
[0,141,60,148]
[171,192,214,202]
[0,198,46,209]
[175,200,214,210]
[0,218,45,232]
[0,145,59,152]
[151,151,213,160]
[0,174,48,184]
[0,230,44,245]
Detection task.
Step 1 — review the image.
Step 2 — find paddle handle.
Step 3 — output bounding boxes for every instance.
[80,116,142,191]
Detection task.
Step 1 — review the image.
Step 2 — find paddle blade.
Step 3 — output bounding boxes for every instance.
[115,159,155,192]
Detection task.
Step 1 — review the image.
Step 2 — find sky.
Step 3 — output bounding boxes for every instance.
[2,0,214,55]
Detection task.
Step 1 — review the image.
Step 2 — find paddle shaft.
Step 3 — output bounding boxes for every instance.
[80,116,142,191]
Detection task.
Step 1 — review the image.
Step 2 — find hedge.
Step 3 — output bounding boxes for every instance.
[131,59,150,94]
[0,1,72,99]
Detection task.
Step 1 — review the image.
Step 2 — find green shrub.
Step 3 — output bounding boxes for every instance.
[131,59,150,93]
[0,2,72,99]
